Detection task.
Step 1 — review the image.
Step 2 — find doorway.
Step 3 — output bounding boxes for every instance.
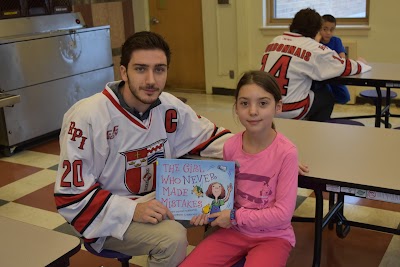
[149,0,205,93]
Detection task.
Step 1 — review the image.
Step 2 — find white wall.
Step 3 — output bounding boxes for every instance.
[132,0,150,32]
[202,0,400,93]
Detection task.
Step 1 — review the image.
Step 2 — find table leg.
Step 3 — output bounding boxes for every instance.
[312,189,323,267]
[328,192,335,230]
[375,86,382,128]
[385,87,391,128]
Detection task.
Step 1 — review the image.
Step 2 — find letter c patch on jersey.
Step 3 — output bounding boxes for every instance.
[165,109,178,133]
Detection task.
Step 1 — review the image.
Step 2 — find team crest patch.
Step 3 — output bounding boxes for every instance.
[120,139,167,194]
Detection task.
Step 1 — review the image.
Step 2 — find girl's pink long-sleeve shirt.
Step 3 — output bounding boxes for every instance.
[223,131,298,247]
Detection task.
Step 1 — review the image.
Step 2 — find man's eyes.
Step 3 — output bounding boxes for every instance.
[135,67,146,72]
[155,67,167,73]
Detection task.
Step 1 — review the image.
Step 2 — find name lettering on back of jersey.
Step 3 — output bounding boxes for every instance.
[264,43,311,62]
[107,126,119,139]
[68,121,88,150]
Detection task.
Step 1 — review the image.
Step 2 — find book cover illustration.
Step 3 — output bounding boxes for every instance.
[156,158,235,221]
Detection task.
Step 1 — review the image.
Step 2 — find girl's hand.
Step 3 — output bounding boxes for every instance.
[190,213,209,226]
[299,162,309,175]
[209,209,232,228]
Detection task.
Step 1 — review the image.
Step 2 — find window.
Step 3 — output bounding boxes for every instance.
[266,0,369,26]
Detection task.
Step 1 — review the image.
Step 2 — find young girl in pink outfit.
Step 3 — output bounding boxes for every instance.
[179,71,298,267]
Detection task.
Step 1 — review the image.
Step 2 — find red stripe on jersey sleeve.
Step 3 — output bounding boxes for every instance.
[341,59,352,76]
[71,188,112,234]
[189,129,231,155]
[356,62,362,74]
[54,183,101,208]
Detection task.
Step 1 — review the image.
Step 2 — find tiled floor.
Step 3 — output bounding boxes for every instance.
[1,91,400,267]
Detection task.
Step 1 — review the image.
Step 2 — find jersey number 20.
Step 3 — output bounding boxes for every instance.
[60,160,84,187]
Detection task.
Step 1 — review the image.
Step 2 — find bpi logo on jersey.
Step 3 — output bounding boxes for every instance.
[68,121,87,150]
[120,139,167,194]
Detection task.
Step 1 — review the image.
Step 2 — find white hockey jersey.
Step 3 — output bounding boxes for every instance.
[54,82,231,251]
[261,32,371,119]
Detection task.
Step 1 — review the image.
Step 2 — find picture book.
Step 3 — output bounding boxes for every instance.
[156,158,235,221]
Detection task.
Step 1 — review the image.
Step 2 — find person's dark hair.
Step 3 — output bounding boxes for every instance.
[120,31,171,69]
[235,71,282,129]
[289,8,322,38]
[322,14,337,25]
[235,71,282,104]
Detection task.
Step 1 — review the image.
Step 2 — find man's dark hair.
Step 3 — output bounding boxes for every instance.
[322,14,337,25]
[120,31,171,68]
[289,8,322,38]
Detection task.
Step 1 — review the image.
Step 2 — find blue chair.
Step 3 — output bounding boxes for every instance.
[360,89,398,127]
[84,242,132,267]
[360,89,397,102]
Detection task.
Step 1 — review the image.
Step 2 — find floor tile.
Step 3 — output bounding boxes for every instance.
[0,202,66,229]
[0,160,43,187]
[28,138,60,155]
[344,203,400,229]
[0,169,57,201]
[379,236,400,267]
[54,222,80,237]
[297,188,313,197]
[0,199,8,207]
[296,195,307,209]
[0,150,59,169]
[288,222,392,267]
[48,163,59,171]
[14,183,58,213]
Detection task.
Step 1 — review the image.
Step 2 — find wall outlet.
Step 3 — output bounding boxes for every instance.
[218,0,230,4]
[229,70,234,79]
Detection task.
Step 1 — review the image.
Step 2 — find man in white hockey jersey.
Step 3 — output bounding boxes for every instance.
[261,8,371,121]
[54,31,232,266]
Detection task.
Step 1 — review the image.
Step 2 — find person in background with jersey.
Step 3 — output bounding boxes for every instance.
[260,8,371,122]
[319,14,351,104]
[54,31,231,267]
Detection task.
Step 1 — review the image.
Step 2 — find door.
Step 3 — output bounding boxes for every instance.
[149,0,205,92]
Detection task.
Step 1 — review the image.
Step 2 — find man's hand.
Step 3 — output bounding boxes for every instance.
[190,213,209,226]
[133,199,174,224]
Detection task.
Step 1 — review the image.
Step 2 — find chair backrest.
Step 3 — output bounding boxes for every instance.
[83,242,132,267]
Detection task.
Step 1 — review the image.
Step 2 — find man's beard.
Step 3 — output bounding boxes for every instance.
[127,76,161,105]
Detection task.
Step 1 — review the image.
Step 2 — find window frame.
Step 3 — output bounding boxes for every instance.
[266,0,370,26]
